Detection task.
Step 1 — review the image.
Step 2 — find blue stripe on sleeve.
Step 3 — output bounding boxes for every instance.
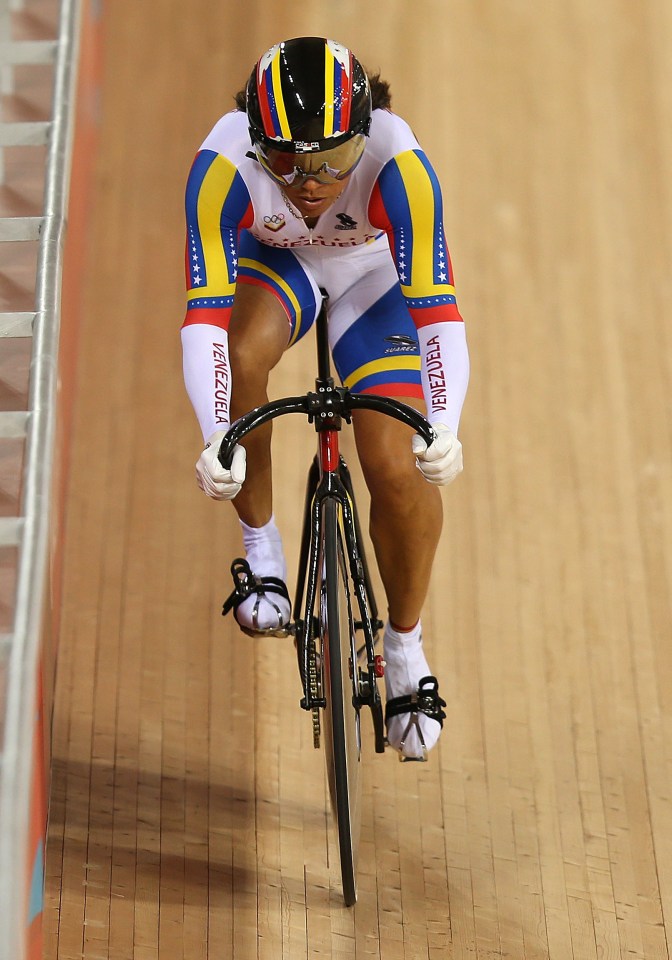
[412,151,452,286]
[374,158,414,285]
[185,151,217,289]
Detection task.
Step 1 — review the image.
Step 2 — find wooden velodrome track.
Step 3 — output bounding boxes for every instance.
[43,1,672,958]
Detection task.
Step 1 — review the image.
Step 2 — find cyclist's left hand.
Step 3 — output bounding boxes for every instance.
[412,423,463,486]
[196,430,247,499]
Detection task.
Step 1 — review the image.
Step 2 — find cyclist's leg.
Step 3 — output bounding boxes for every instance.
[350,398,442,628]
[351,402,447,757]
[327,264,440,627]
[224,233,321,632]
[230,232,321,524]
[329,267,447,756]
[227,282,289,524]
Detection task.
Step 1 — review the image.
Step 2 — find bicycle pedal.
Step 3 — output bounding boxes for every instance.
[398,751,428,763]
[239,623,293,639]
[386,733,429,762]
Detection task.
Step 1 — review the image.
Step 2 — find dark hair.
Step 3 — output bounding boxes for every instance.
[234,70,391,112]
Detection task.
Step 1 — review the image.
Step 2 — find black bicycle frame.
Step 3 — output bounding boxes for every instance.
[218,302,437,713]
[294,454,378,714]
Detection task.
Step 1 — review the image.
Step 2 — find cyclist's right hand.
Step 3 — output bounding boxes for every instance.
[196,430,246,500]
[412,422,463,485]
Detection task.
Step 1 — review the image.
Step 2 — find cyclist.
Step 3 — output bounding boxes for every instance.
[181,37,469,759]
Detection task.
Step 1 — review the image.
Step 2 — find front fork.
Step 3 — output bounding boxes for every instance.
[297,431,384,750]
[297,428,340,713]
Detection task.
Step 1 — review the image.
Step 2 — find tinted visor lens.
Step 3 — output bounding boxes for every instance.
[256,134,367,186]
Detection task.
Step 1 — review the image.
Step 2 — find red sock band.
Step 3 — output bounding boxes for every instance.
[389,619,420,634]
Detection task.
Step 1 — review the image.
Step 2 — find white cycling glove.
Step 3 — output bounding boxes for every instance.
[412,423,463,486]
[196,430,246,500]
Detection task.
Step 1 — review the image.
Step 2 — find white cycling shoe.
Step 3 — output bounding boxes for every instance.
[222,558,291,637]
[383,621,446,761]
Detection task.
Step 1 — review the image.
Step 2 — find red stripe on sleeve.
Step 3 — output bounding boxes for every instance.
[409,304,463,328]
[368,180,392,231]
[239,201,254,230]
[181,306,232,331]
[368,180,396,264]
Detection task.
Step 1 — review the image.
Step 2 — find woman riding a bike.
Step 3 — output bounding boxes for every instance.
[181,36,470,759]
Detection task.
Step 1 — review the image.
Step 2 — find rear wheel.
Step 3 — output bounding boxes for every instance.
[320,497,362,906]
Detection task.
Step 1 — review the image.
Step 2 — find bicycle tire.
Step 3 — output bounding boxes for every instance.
[320,496,362,906]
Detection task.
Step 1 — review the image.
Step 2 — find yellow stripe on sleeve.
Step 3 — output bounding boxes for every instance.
[187,154,237,302]
[394,151,440,293]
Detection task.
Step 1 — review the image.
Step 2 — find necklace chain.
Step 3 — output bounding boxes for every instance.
[281,191,304,221]
[279,189,343,231]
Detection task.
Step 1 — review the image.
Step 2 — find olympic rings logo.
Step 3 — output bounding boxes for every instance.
[264,213,286,232]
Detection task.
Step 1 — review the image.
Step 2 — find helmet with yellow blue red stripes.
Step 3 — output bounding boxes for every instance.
[246,37,372,158]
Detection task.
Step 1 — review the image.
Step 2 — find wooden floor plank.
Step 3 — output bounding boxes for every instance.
[42,0,672,957]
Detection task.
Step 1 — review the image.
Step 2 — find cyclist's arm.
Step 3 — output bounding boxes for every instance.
[368,149,469,433]
[181,150,253,440]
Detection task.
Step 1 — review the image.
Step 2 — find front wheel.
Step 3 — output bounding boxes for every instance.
[320,497,362,906]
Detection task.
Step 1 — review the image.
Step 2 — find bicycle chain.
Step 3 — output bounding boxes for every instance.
[307,637,321,748]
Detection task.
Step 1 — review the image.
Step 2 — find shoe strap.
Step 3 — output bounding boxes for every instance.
[385,675,447,727]
[222,557,290,616]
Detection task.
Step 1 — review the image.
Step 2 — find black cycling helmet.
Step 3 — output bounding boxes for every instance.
[246,37,372,155]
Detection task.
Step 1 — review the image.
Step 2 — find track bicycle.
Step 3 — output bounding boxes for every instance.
[218,297,438,906]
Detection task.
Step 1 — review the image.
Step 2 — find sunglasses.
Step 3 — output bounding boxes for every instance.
[255,133,367,186]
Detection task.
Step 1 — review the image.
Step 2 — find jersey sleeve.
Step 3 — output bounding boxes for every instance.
[182,149,253,331]
[368,149,469,430]
[368,148,462,326]
[181,149,253,440]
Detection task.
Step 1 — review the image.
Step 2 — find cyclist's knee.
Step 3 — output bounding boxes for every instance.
[229,333,274,382]
[360,441,419,506]
[229,284,289,376]
[358,429,442,525]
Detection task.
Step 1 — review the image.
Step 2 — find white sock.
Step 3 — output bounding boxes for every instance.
[236,516,290,632]
[384,620,442,758]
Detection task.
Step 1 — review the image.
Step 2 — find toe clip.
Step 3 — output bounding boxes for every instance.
[222,558,291,637]
[385,676,447,762]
